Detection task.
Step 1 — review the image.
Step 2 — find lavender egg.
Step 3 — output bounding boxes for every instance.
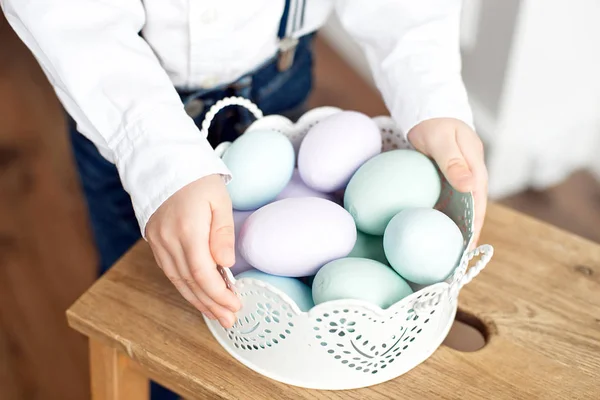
[230,210,254,276]
[298,111,382,193]
[275,169,335,201]
[238,197,357,277]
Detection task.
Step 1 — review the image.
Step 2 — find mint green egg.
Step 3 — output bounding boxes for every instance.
[312,257,413,309]
[344,150,441,235]
[348,231,388,265]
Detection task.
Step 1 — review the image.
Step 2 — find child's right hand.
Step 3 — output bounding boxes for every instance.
[145,174,241,328]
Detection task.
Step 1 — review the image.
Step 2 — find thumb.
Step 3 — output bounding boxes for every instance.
[411,127,474,193]
[209,204,236,268]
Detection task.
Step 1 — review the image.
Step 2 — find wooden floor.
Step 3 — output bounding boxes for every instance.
[0,16,599,400]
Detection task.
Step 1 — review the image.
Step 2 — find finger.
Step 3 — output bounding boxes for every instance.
[456,129,488,248]
[188,282,237,328]
[151,242,215,320]
[471,174,488,248]
[209,202,236,268]
[177,200,239,314]
[170,240,235,324]
[187,241,241,314]
[412,127,475,193]
[179,224,241,315]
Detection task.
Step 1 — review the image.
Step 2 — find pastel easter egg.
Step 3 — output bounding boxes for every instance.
[347,230,388,265]
[298,111,382,192]
[230,210,254,276]
[344,149,441,235]
[235,270,314,312]
[239,197,357,277]
[312,257,413,309]
[275,169,335,201]
[383,208,464,285]
[223,129,295,210]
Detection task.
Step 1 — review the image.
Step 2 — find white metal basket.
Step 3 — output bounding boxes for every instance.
[201,97,494,390]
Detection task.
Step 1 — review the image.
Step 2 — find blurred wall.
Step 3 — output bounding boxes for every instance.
[0,14,96,400]
[321,0,600,198]
[460,0,520,120]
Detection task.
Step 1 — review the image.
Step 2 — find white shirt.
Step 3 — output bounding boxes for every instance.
[1,0,473,236]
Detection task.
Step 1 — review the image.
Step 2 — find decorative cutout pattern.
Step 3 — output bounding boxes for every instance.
[380,127,411,151]
[224,288,296,351]
[312,311,421,374]
[310,287,442,374]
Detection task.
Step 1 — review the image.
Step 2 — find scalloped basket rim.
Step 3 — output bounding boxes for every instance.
[203,302,458,391]
[229,274,450,318]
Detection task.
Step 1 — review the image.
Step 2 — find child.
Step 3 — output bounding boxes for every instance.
[2,0,487,336]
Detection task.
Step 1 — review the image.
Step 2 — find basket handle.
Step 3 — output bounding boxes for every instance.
[457,244,494,289]
[218,265,237,293]
[412,244,493,312]
[199,96,264,138]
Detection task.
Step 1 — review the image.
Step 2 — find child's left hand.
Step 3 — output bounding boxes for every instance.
[407,118,488,248]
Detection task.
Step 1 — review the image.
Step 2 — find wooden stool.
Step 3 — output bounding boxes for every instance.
[67,204,600,399]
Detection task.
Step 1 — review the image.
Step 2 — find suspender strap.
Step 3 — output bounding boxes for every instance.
[277,0,307,71]
[278,0,307,39]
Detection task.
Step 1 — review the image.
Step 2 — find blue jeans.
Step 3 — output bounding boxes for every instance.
[69,35,314,399]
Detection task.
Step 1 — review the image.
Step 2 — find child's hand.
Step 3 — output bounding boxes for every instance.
[145,174,241,328]
[407,118,488,247]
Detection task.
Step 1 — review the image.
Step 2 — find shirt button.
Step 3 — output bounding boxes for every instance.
[201,8,218,24]
[184,98,205,118]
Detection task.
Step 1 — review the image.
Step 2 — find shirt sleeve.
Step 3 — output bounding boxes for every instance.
[333,0,474,136]
[1,0,232,237]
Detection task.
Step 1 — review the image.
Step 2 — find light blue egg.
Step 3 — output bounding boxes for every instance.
[223,130,295,210]
[348,231,388,265]
[344,149,441,235]
[235,269,315,312]
[312,257,413,309]
[383,208,464,285]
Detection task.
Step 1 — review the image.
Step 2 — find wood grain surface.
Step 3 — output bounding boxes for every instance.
[67,203,600,400]
[89,339,149,400]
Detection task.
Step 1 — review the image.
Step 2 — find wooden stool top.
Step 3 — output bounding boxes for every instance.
[67,204,600,399]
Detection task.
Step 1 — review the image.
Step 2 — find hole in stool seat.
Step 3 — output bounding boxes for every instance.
[443,309,489,352]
